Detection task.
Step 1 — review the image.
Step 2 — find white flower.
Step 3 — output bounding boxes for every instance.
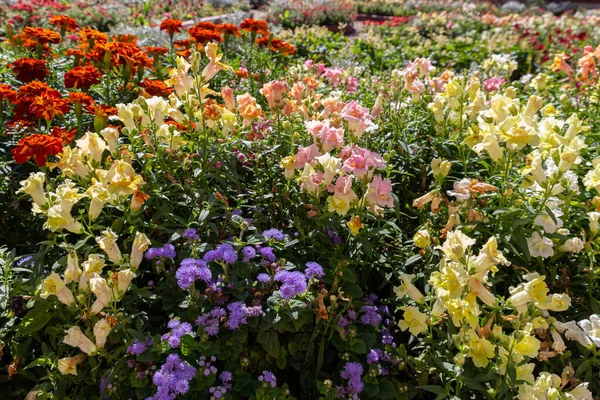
[558,237,584,253]
[18,172,46,207]
[63,326,97,355]
[534,209,563,234]
[588,212,600,233]
[527,232,554,258]
[554,320,593,347]
[94,318,112,348]
[39,272,75,306]
[394,273,424,302]
[57,354,86,375]
[89,274,112,315]
[447,178,471,202]
[65,252,82,284]
[96,229,122,265]
[130,232,151,269]
[117,269,135,294]
[578,314,600,347]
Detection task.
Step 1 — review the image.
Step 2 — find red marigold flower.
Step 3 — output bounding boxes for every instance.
[240,19,270,36]
[188,27,222,44]
[194,21,217,31]
[22,27,61,45]
[0,84,17,102]
[216,24,241,37]
[160,19,183,35]
[12,133,64,166]
[68,92,95,110]
[49,15,78,32]
[64,65,102,89]
[9,58,49,83]
[145,46,170,56]
[50,126,76,144]
[114,34,138,44]
[173,38,192,50]
[29,92,71,121]
[140,78,173,97]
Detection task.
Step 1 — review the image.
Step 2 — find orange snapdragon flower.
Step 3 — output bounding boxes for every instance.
[12,134,64,166]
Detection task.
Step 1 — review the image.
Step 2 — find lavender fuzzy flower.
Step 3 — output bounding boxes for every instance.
[274,270,307,299]
[360,305,382,327]
[340,362,364,395]
[162,319,192,349]
[259,246,276,262]
[258,370,277,388]
[127,339,148,356]
[176,258,212,290]
[241,246,256,262]
[147,354,196,400]
[183,228,200,240]
[262,228,285,241]
[145,244,177,260]
[304,262,324,279]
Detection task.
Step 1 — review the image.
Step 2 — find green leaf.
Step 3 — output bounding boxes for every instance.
[257,330,280,358]
[180,335,197,356]
[19,304,52,336]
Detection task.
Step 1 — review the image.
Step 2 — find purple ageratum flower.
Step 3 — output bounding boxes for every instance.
[258,370,277,388]
[360,305,382,327]
[183,228,200,240]
[338,316,350,328]
[340,362,364,395]
[262,228,285,241]
[274,270,307,299]
[220,371,232,382]
[145,244,177,260]
[176,258,212,290]
[366,349,379,364]
[259,246,276,262]
[304,262,324,279]
[256,273,270,283]
[148,354,196,400]
[241,246,256,263]
[162,319,192,349]
[347,310,357,320]
[231,209,243,216]
[328,228,342,246]
[203,243,238,265]
[127,339,148,356]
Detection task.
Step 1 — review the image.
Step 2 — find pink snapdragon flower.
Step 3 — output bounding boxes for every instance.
[341,101,376,140]
[261,80,289,112]
[323,67,344,86]
[482,77,505,93]
[294,144,321,169]
[366,176,394,208]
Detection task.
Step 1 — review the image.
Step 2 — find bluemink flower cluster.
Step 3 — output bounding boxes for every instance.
[360,305,383,326]
[204,243,238,264]
[209,371,233,399]
[338,362,364,398]
[146,244,176,260]
[241,245,256,262]
[338,309,357,328]
[147,354,196,400]
[176,258,212,290]
[274,270,307,299]
[226,301,263,329]
[198,355,217,376]
[161,319,192,348]
[259,246,276,262]
[183,228,200,241]
[366,348,398,375]
[304,262,324,279]
[126,338,152,356]
[258,370,277,388]
[262,228,285,241]
[196,307,226,336]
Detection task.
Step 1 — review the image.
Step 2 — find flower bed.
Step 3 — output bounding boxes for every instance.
[1,3,600,400]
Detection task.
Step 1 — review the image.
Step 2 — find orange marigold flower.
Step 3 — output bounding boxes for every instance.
[64,65,102,89]
[50,126,76,144]
[0,84,17,102]
[270,39,296,56]
[7,33,38,49]
[194,22,217,31]
[29,92,71,121]
[160,19,183,34]
[64,48,86,59]
[16,81,53,100]
[68,92,95,110]
[49,15,78,32]
[235,68,250,79]
[145,46,169,56]
[115,34,138,44]
[12,133,64,166]
[140,78,173,97]
[22,27,61,44]
[240,19,269,36]
[9,58,49,83]
[216,24,241,37]
[188,27,222,44]
[78,28,108,51]
[173,38,192,49]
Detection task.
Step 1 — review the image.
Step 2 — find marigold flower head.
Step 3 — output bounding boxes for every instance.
[145,46,169,56]
[114,34,138,44]
[240,19,269,36]
[194,21,218,31]
[50,126,76,144]
[30,92,71,121]
[64,65,102,89]
[160,19,183,35]
[22,27,61,44]
[140,78,173,97]
[9,58,49,82]
[0,84,17,102]
[12,134,64,166]
[216,24,241,37]
[49,16,78,32]
[188,27,222,44]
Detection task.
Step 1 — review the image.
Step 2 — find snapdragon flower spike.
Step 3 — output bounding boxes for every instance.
[147,354,196,400]
[161,319,192,348]
[258,370,277,388]
[145,244,176,260]
[176,258,211,290]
